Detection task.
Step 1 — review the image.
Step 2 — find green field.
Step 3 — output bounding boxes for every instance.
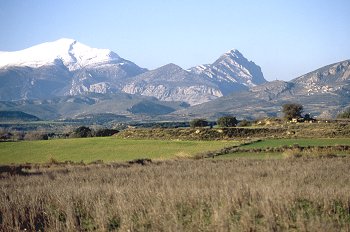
[0,137,239,164]
[242,138,350,148]
[217,138,350,159]
[2,137,350,164]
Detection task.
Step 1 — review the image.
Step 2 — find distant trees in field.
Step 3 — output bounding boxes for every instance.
[71,126,93,138]
[217,116,238,127]
[190,119,208,128]
[70,126,119,138]
[282,103,303,120]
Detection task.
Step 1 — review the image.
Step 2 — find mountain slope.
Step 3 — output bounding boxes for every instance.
[121,50,267,105]
[0,38,122,70]
[189,49,267,95]
[0,93,189,121]
[0,40,267,105]
[122,63,223,105]
[176,60,350,119]
[0,39,146,100]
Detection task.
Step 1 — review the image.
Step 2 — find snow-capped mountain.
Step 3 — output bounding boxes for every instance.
[0,39,266,105]
[189,49,266,95]
[0,38,121,70]
[0,39,146,100]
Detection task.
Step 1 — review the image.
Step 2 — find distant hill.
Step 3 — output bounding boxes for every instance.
[174,60,350,119]
[0,92,188,121]
[0,111,40,121]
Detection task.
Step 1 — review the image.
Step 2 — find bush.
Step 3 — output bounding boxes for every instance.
[237,119,251,127]
[24,132,49,141]
[190,119,208,128]
[217,116,238,127]
[282,103,303,120]
[95,129,119,137]
[71,126,93,138]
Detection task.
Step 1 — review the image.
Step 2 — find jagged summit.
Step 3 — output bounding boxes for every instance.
[189,48,267,90]
[0,38,121,70]
[222,49,244,59]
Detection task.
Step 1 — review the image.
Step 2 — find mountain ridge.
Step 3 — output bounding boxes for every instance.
[0,38,266,105]
[176,59,350,119]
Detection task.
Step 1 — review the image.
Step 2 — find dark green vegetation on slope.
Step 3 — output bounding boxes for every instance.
[0,111,40,121]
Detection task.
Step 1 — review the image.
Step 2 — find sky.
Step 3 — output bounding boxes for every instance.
[0,0,349,81]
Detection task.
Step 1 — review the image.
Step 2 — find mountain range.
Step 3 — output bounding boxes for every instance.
[0,39,349,121]
[0,38,265,105]
[174,60,350,120]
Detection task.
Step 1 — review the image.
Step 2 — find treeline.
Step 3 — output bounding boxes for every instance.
[0,127,119,141]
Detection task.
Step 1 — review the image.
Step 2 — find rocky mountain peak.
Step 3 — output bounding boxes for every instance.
[157,63,183,72]
[189,48,267,92]
[221,49,244,60]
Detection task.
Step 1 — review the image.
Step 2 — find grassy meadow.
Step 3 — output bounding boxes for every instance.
[1,158,350,231]
[0,137,239,164]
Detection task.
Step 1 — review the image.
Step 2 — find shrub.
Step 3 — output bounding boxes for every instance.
[282,103,303,120]
[71,126,93,138]
[217,116,238,127]
[95,129,119,137]
[24,131,49,141]
[237,119,251,127]
[190,119,208,128]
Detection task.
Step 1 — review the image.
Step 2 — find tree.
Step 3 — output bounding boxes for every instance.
[337,107,350,119]
[217,116,238,127]
[95,128,119,137]
[237,119,251,127]
[72,126,92,138]
[282,103,303,120]
[190,119,208,128]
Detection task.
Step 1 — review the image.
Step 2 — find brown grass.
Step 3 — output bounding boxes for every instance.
[1,158,350,231]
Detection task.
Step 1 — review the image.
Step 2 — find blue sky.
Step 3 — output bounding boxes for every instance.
[0,0,349,81]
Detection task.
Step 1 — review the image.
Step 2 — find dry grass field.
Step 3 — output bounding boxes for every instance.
[1,157,350,231]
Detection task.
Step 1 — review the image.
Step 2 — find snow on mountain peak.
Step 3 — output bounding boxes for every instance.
[0,38,121,70]
[223,49,244,59]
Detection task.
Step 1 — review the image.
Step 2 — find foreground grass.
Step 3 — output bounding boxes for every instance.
[0,137,238,164]
[217,152,283,159]
[1,158,350,231]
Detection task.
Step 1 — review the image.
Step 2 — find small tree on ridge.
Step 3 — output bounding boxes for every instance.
[217,116,238,127]
[190,119,208,128]
[282,103,303,120]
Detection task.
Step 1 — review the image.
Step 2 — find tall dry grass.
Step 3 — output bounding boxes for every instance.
[1,158,350,231]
